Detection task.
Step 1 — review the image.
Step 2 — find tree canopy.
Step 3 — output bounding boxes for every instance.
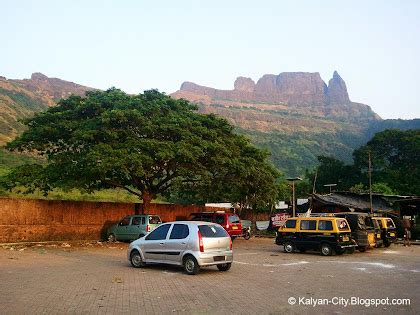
[308,129,420,196]
[353,129,420,195]
[4,88,280,211]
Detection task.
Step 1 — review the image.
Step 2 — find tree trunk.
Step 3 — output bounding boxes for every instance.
[141,191,153,214]
[134,203,140,215]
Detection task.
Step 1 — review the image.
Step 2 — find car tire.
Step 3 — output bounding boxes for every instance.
[217,263,232,272]
[283,241,295,253]
[243,231,251,240]
[320,243,333,256]
[346,247,356,254]
[358,246,368,252]
[130,250,145,268]
[107,233,116,243]
[231,236,237,241]
[335,248,345,255]
[183,255,200,275]
[384,241,391,247]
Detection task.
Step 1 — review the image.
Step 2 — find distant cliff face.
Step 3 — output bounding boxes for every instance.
[177,71,358,108]
[172,71,386,175]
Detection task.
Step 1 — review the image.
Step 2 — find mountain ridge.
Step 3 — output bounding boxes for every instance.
[0,71,418,175]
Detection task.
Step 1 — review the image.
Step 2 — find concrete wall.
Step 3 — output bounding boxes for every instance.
[0,198,217,243]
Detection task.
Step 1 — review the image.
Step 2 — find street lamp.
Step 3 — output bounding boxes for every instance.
[286,177,302,217]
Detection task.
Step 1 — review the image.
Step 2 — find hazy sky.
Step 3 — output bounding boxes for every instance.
[2,0,419,119]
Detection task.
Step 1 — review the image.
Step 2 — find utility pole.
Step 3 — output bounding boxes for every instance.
[368,151,373,214]
[286,177,302,218]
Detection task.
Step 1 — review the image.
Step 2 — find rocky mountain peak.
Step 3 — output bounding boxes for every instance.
[31,72,49,80]
[234,77,255,92]
[327,70,350,104]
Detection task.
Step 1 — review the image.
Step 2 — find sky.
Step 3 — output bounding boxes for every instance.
[1,0,420,119]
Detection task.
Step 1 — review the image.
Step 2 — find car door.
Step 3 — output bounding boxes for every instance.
[114,216,131,241]
[141,224,171,262]
[126,216,142,240]
[298,220,317,250]
[165,224,191,264]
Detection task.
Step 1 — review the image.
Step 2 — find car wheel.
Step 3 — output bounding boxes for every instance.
[358,246,368,252]
[130,250,145,268]
[183,255,200,275]
[107,233,116,243]
[283,241,295,253]
[243,231,251,240]
[346,247,356,254]
[384,241,391,247]
[231,236,237,241]
[217,263,232,272]
[335,248,345,255]
[321,243,333,256]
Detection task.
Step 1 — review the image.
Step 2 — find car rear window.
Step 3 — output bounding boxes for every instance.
[198,225,228,238]
[229,215,240,224]
[149,216,161,224]
[337,219,350,231]
[386,219,395,228]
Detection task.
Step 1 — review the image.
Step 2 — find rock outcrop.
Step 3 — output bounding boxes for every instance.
[177,71,352,106]
[327,71,350,104]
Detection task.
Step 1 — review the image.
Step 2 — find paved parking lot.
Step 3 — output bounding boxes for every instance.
[1,238,419,314]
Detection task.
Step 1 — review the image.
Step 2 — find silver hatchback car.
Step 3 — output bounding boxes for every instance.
[127,221,233,275]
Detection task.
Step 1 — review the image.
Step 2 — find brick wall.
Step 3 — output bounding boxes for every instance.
[0,198,227,243]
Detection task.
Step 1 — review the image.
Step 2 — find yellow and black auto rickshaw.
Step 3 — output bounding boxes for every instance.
[372,217,397,247]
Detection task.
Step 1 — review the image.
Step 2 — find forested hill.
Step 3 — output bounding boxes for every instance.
[0,73,94,144]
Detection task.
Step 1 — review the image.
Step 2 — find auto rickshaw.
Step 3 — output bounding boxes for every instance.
[372,217,397,247]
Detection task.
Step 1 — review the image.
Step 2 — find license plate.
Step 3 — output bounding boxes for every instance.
[390,233,395,237]
[213,256,226,262]
[232,226,238,230]
[342,236,349,241]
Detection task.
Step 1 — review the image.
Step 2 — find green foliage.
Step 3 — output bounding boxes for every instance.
[353,129,420,195]
[4,89,280,210]
[311,129,419,196]
[349,183,365,193]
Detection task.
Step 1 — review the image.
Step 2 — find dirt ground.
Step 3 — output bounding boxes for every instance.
[0,238,419,314]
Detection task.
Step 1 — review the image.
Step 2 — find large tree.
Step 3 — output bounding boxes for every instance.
[5,88,279,211]
[353,129,420,195]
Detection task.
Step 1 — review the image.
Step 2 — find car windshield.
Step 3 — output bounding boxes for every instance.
[199,225,228,238]
[149,216,161,224]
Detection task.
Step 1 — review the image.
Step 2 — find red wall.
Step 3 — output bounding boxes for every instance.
[0,198,227,243]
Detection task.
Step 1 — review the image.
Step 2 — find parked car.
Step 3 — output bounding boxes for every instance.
[334,212,376,252]
[107,215,162,242]
[189,212,242,239]
[127,221,233,275]
[372,217,397,247]
[275,216,356,256]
